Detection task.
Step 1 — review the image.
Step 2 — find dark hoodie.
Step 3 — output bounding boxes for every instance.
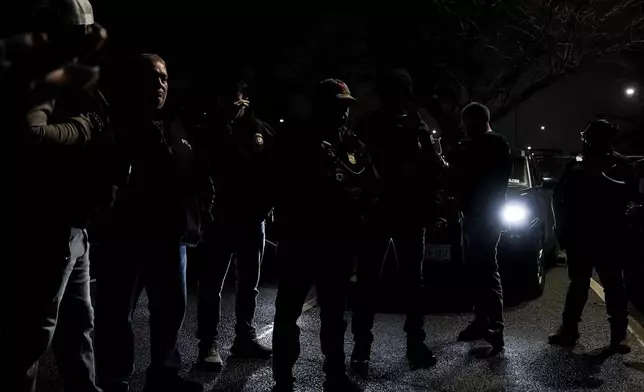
[355,70,444,224]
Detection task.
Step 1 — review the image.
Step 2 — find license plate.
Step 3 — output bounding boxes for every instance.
[426,245,452,262]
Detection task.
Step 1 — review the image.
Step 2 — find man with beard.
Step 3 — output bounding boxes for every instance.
[548,119,637,353]
[350,69,444,375]
[271,79,379,392]
[453,102,511,354]
[195,80,274,371]
[94,54,212,392]
[0,1,109,391]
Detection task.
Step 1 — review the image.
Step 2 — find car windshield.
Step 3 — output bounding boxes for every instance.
[509,157,529,186]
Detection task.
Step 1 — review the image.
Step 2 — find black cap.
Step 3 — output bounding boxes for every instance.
[581,119,619,143]
[317,79,357,103]
[382,68,413,97]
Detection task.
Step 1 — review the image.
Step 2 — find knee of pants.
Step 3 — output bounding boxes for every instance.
[60,305,95,335]
[148,298,187,324]
[272,322,301,349]
[398,264,423,286]
[274,303,303,327]
[320,317,348,335]
[197,277,225,298]
[236,277,260,292]
[602,283,627,307]
[568,276,591,291]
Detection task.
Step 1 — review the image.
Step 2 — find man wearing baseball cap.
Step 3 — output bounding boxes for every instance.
[271,79,379,392]
[0,1,108,392]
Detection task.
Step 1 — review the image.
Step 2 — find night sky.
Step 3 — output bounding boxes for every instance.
[3,1,643,154]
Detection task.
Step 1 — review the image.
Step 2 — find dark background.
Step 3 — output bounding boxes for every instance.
[2,1,643,153]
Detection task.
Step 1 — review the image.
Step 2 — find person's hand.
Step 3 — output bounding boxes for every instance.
[626,202,643,219]
[85,111,106,133]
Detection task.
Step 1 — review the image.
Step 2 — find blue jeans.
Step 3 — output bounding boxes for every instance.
[196,220,265,346]
[95,237,187,390]
[1,227,100,392]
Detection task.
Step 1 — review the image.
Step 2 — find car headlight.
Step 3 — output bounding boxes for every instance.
[501,203,529,225]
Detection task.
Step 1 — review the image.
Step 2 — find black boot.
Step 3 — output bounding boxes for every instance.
[323,373,362,392]
[272,372,296,392]
[610,328,631,354]
[406,341,437,369]
[485,329,505,354]
[548,324,580,347]
[458,320,488,342]
[349,342,371,378]
[197,342,223,372]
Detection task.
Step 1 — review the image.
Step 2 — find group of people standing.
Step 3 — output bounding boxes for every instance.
[2,2,639,392]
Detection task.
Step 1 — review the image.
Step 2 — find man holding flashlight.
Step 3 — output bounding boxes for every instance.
[195,80,275,371]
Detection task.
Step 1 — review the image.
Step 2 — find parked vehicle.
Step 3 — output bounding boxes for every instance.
[424,149,557,301]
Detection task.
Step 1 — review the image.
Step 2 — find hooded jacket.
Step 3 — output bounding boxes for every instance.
[355,108,443,223]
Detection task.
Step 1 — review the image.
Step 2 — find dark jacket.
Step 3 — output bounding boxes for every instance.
[199,111,275,224]
[354,108,444,224]
[274,121,380,236]
[553,151,637,243]
[111,113,214,246]
[452,131,512,223]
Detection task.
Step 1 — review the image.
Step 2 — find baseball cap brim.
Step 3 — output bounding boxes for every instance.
[336,93,358,103]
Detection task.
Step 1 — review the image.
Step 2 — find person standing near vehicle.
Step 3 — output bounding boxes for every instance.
[549,119,637,352]
[0,1,110,391]
[350,69,443,375]
[453,102,511,354]
[194,80,275,371]
[271,79,379,392]
[94,54,212,392]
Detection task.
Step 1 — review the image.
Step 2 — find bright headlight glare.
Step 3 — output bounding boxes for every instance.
[502,204,528,224]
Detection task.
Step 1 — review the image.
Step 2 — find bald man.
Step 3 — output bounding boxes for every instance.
[94,54,212,392]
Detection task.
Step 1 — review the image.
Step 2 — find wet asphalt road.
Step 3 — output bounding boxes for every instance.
[36,265,644,392]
